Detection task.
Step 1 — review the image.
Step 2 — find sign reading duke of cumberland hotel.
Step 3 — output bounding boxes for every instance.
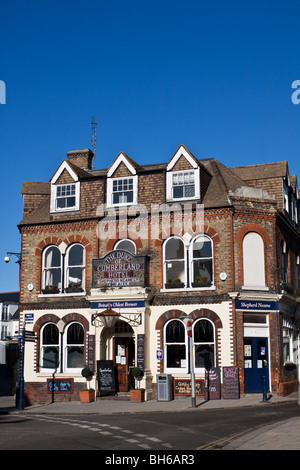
[92,250,146,289]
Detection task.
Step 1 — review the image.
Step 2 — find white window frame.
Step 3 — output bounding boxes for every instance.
[64,322,85,373]
[65,243,85,291]
[166,168,200,202]
[42,245,62,292]
[114,238,136,254]
[163,236,186,288]
[50,181,80,213]
[164,319,188,374]
[193,318,216,372]
[106,175,138,208]
[40,323,60,372]
[190,234,214,287]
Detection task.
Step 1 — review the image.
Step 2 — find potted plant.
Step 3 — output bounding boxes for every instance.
[79,367,95,403]
[191,276,210,287]
[65,282,83,293]
[130,367,145,403]
[165,278,184,289]
[42,284,60,294]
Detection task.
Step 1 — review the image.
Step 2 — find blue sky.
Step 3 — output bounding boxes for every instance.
[0,0,300,292]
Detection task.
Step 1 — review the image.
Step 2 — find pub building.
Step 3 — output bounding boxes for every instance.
[17,145,300,404]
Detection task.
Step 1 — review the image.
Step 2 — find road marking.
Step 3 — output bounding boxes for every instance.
[28,415,173,449]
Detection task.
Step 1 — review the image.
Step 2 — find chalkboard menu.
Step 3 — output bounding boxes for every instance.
[137,334,145,373]
[223,366,240,399]
[87,335,95,373]
[205,367,221,400]
[174,379,204,396]
[97,360,116,395]
[47,378,73,394]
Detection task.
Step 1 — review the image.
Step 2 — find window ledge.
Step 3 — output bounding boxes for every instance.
[38,291,86,298]
[242,286,269,291]
[160,286,216,293]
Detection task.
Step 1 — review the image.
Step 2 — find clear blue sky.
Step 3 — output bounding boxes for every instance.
[0,0,300,292]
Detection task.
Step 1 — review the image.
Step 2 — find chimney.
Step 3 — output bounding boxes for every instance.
[67,149,94,170]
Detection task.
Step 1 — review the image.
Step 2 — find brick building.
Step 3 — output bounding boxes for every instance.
[18,145,300,405]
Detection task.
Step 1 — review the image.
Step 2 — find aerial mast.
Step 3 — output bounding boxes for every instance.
[91,115,97,169]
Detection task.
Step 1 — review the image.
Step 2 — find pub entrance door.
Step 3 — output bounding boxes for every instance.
[113,336,135,392]
[244,337,270,393]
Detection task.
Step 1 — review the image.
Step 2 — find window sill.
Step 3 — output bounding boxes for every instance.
[160,286,216,293]
[242,286,269,291]
[38,291,86,298]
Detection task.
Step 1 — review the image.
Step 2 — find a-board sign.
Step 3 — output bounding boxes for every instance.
[136,334,145,373]
[223,366,240,399]
[205,367,221,400]
[87,335,95,373]
[97,360,116,394]
[47,378,73,394]
[174,379,204,396]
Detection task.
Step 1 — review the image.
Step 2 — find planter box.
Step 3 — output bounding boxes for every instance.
[130,389,145,403]
[165,284,184,289]
[79,389,95,403]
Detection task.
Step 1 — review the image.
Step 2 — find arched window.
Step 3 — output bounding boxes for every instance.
[65,244,85,291]
[243,232,267,290]
[42,246,62,291]
[191,235,213,286]
[193,319,215,370]
[65,323,85,370]
[41,323,60,370]
[114,239,136,255]
[164,237,186,288]
[164,319,188,372]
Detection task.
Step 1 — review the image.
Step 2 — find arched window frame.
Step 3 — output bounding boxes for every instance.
[242,232,267,290]
[163,236,186,288]
[189,234,214,287]
[65,243,85,291]
[40,323,60,372]
[164,319,188,373]
[114,239,136,255]
[64,322,85,373]
[193,318,216,372]
[42,245,62,292]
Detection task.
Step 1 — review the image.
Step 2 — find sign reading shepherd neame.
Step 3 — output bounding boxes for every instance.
[92,250,146,288]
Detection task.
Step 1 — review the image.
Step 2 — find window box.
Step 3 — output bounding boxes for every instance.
[191,277,211,288]
[65,282,84,293]
[165,280,185,289]
[42,286,60,294]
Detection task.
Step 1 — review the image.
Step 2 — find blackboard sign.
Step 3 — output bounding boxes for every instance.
[205,367,221,400]
[97,360,116,395]
[47,378,73,394]
[87,335,95,373]
[223,366,240,399]
[137,334,145,373]
[174,379,204,396]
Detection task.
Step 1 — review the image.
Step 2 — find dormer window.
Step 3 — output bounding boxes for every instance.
[50,161,80,213]
[56,184,76,210]
[166,145,200,202]
[112,177,134,205]
[172,171,195,199]
[106,152,138,208]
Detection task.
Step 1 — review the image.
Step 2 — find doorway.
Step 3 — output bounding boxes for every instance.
[244,337,269,393]
[113,321,135,392]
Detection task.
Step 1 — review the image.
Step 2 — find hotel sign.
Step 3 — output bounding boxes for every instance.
[92,250,146,288]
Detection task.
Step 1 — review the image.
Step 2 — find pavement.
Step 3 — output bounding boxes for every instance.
[1,392,300,450]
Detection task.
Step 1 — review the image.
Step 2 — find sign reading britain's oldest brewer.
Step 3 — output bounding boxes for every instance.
[92,250,146,288]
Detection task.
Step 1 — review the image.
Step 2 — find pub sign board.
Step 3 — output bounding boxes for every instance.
[222,366,240,399]
[92,250,146,288]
